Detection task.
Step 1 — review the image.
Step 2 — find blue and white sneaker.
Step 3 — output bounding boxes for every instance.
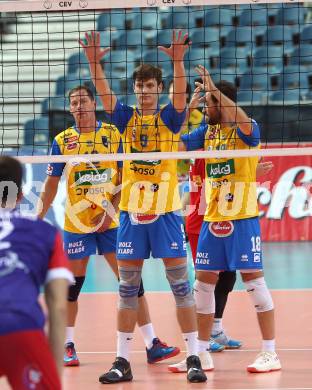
[146,338,180,364]
[211,331,242,349]
[209,338,225,353]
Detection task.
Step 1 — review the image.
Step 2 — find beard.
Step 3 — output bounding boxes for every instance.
[208,110,222,126]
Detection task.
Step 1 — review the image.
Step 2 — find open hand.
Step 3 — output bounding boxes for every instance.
[158,30,191,62]
[79,31,110,64]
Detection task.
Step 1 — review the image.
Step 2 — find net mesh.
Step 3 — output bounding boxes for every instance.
[0,1,312,161]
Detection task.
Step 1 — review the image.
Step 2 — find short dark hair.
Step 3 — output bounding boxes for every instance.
[133,64,163,86]
[168,80,192,103]
[68,85,95,102]
[0,156,23,207]
[215,80,237,103]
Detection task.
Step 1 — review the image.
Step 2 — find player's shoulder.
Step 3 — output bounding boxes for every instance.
[5,210,58,238]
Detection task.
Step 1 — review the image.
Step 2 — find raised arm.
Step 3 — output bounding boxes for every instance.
[158,30,190,113]
[79,31,117,113]
[195,65,252,135]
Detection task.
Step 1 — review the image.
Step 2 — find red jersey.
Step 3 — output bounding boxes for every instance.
[185,159,207,235]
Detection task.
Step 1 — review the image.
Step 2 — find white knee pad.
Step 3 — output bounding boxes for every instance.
[193,280,215,315]
[244,277,274,313]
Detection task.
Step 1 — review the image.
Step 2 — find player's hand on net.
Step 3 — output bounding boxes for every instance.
[189,85,205,110]
[158,30,191,62]
[79,31,110,65]
[195,64,217,94]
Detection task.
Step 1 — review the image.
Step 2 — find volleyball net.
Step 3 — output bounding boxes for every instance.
[0,0,312,161]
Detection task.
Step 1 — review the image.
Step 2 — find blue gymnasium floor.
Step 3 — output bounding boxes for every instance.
[82,242,312,293]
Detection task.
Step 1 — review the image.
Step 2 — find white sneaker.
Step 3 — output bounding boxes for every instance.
[247,351,281,373]
[168,351,214,373]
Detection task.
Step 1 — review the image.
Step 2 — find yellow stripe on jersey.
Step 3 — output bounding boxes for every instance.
[203,124,259,222]
[53,122,120,233]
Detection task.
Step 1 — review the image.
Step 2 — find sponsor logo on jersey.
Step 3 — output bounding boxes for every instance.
[117,241,134,255]
[74,168,111,186]
[171,242,178,250]
[195,251,210,265]
[129,213,159,225]
[207,159,235,179]
[208,221,234,237]
[241,254,249,262]
[64,136,78,143]
[130,147,161,166]
[67,143,78,150]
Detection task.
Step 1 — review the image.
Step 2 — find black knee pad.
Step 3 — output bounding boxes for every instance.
[216,271,236,294]
[68,276,85,302]
[138,278,145,297]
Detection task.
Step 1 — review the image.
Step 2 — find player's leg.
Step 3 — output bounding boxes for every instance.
[99,211,147,384]
[99,228,179,364]
[211,271,242,349]
[0,330,61,390]
[63,231,95,366]
[189,231,225,352]
[149,213,206,382]
[192,221,227,369]
[98,258,143,384]
[229,217,281,373]
[242,269,281,373]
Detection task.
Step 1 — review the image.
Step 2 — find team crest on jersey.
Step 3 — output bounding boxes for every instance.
[102,136,109,147]
[208,221,234,237]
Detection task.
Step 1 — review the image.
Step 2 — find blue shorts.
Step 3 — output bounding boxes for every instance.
[117,211,187,260]
[195,217,262,271]
[63,228,117,260]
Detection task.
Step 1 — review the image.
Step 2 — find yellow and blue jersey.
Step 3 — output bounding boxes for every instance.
[47,121,121,233]
[181,120,260,221]
[110,100,186,214]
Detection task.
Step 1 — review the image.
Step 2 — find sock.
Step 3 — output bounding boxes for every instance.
[139,323,156,349]
[182,331,198,357]
[198,338,210,353]
[65,327,74,345]
[262,339,275,353]
[117,331,133,361]
[212,318,223,336]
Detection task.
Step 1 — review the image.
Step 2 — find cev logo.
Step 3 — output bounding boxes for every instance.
[59,1,72,6]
